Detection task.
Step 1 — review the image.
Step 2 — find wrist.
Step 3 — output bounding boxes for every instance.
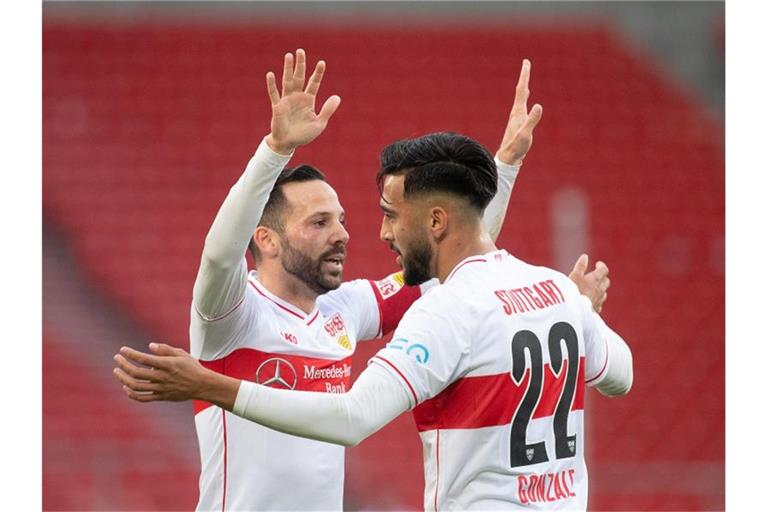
[495,152,523,167]
[200,368,242,411]
[265,134,294,156]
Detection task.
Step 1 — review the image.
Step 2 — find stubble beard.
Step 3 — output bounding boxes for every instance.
[280,238,344,295]
[401,235,434,286]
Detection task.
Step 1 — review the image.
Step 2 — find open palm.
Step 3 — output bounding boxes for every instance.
[266,50,341,154]
[497,59,543,166]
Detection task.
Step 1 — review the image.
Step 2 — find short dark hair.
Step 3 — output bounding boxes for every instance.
[248,164,327,259]
[376,132,497,212]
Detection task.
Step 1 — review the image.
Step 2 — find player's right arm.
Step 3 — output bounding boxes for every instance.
[191,50,341,345]
[115,290,462,446]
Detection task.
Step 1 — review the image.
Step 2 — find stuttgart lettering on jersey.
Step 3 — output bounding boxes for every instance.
[494,279,565,316]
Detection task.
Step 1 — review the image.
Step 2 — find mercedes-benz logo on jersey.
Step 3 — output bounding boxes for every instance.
[255,358,298,390]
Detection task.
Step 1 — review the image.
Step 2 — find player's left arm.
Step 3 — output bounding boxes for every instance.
[114,343,410,447]
[580,296,633,397]
[484,59,543,242]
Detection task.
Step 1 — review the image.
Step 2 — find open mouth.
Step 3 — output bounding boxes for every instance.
[323,254,345,270]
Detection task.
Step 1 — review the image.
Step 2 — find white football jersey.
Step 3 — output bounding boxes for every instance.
[190,270,421,511]
[372,250,610,511]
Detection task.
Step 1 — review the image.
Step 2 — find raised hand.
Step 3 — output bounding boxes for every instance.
[496,59,543,166]
[568,254,611,313]
[265,49,341,155]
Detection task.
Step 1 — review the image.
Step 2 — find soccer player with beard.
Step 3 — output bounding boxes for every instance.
[115,51,611,511]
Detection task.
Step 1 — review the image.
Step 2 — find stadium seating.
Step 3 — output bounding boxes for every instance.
[43,333,199,510]
[43,23,724,510]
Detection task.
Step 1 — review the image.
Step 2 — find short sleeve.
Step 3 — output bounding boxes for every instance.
[319,272,425,342]
[317,279,381,341]
[369,290,470,408]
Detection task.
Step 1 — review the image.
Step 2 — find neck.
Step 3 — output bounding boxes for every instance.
[255,262,319,315]
[436,227,497,283]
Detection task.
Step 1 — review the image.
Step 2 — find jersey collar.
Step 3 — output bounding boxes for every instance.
[248,272,321,325]
[445,249,508,282]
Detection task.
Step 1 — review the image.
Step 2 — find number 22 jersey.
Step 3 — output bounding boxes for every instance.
[372,250,615,511]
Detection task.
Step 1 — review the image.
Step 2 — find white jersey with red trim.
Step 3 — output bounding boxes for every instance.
[190,270,421,511]
[371,250,611,511]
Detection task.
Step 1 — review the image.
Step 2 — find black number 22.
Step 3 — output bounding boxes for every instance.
[509,322,580,468]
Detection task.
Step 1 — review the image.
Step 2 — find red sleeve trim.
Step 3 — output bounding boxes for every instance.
[586,337,610,384]
[372,355,418,405]
[368,279,422,336]
[196,295,245,323]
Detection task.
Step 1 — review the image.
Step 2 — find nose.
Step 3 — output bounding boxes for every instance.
[379,216,393,243]
[332,219,350,246]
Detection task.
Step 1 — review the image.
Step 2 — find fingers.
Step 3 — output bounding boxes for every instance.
[305,60,326,96]
[571,254,588,276]
[119,346,169,370]
[281,52,294,95]
[512,59,531,114]
[148,342,187,356]
[114,353,156,381]
[121,385,162,403]
[114,367,162,393]
[293,48,306,91]
[522,103,543,132]
[266,71,280,106]
[317,94,341,124]
[592,261,609,281]
[596,291,607,313]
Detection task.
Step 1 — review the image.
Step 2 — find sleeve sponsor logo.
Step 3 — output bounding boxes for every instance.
[387,337,430,364]
[375,272,405,299]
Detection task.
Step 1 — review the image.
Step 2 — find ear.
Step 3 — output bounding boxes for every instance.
[253,226,281,258]
[428,206,449,241]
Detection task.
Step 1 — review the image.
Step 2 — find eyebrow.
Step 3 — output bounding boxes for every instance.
[379,203,396,215]
[305,210,345,221]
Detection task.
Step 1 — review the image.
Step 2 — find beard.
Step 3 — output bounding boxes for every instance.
[280,238,345,295]
[401,235,434,286]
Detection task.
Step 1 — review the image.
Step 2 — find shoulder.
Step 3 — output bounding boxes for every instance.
[317,278,376,309]
[398,279,473,331]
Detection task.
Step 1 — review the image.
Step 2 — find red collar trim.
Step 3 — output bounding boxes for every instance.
[248,280,319,324]
[445,257,487,282]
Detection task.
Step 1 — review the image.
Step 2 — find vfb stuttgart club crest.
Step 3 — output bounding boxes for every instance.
[255,357,298,390]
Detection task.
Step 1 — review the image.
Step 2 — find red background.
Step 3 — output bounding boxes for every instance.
[43,19,724,511]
